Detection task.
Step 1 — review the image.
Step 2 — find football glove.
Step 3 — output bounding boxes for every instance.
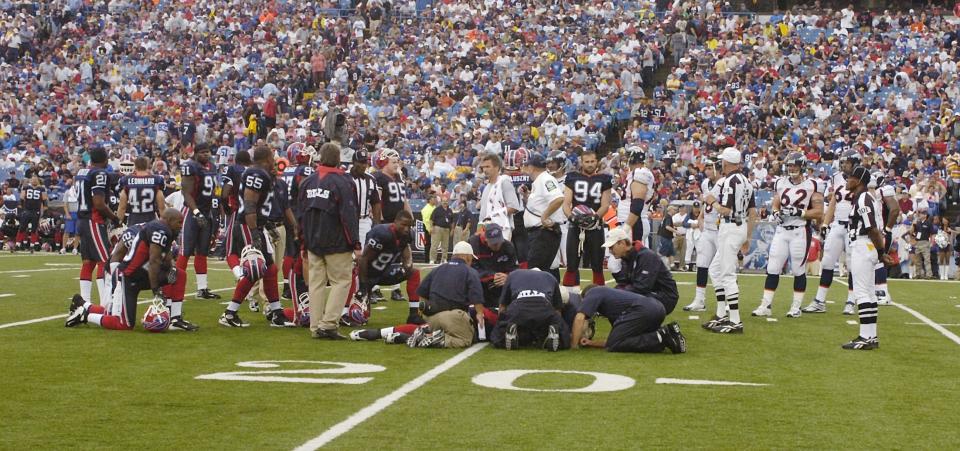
[781,205,800,217]
[192,209,209,228]
[771,210,783,224]
[251,231,265,251]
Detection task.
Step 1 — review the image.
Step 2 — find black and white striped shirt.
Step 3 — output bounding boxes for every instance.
[718,171,755,219]
[850,191,882,239]
[352,173,380,219]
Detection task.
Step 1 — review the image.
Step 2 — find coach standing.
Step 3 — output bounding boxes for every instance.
[702,147,756,334]
[300,142,360,340]
[522,153,566,277]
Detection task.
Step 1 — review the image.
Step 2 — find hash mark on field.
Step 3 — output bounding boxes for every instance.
[0,294,14,298]
[826,301,836,304]
[656,378,768,387]
[846,320,858,325]
[372,306,387,310]
[766,318,778,322]
[687,315,699,320]
[11,275,29,278]
[294,343,488,450]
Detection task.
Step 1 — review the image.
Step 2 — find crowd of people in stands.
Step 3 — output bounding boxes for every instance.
[0,0,958,277]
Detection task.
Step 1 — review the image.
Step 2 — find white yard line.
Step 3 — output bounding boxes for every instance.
[294,343,488,450]
[0,268,76,275]
[655,378,768,387]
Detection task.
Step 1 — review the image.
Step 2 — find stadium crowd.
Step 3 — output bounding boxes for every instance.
[0,0,959,279]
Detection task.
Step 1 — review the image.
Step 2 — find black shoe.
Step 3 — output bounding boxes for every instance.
[218,312,250,328]
[543,325,560,352]
[369,290,384,304]
[266,309,294,327]
[707,319,743,334]
[281,284,292,300]
[702,315,726,330]
[314,328,346,340]
[505,323,518,350]
[660,322,686,354]
[196,289,221,300]
[406,313,426,325]
[69,294,85,314]
[65,305,88,327]
[841,336,878,350]
[391,289,405,301]
[169,316,200,332]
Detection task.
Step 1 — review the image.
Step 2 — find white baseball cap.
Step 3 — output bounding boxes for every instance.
[452,241,475,257]
[720,147,742,164]
[602,228,632,248]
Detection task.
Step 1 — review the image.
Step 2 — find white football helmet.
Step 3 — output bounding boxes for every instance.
[118,154,135,175]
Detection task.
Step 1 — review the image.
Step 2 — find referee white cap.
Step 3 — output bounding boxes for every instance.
[720,147,741,164]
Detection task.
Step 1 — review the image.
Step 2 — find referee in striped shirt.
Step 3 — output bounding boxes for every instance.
[350,149,381,248]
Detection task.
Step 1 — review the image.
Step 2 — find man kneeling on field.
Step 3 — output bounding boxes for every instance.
[570,286,685,354]
[605,227,679,315]
[491,269,569,351]
[351,241,492,347]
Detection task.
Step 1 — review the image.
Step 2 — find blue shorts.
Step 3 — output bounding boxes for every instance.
[658,236,675,257]
[65,212,78,234]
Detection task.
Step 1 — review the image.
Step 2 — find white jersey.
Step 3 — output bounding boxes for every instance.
[702,178,721,231]
[875,183,896,226]
[617,166,655,224]
[775,176,819,227]
[830,171,855,225]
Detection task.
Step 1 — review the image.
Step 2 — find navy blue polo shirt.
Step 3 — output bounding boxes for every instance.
[416,257,484,311]
[580,287,647,325]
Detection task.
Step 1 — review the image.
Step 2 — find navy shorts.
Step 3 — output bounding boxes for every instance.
[78,219,110,262]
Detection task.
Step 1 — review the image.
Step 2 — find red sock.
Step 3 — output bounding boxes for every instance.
[89,305,106,314]
[15,231,24,242]
[232,277,254,301]
[562,270,578,287]
[262,264,279,301]
[519,262,529,269]
[161,268,187,301]
[226,254,240,269]
[176,255,189,271]
[592,271,606,286]
[96,263,105,279]
[80,261,96,280]
[194,255,207,274]
[100,315,132,330]
[394,324,418,334]
[282,256,293,280]
[30,231,39,244]
[482,308,499,327]
[344,266,359,307]
[406,269,421,301]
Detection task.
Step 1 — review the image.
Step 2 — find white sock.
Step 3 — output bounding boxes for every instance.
[268,301,282,312]
[792,291,804,307]
[408,301,419,309]
[814,286,828,303]
[716,301,727,317]
[88,313,103,326]
[861,322,877,339]
[197,273,208,290]
[727,293,741,323]
[170,301,183,318]
[380,327,395,337]
[761,290,774,307]
[232,266,244,280]
[694,286,705,302]
[80,280,92,303]
[102,275,113,304]
[96,278,106,306]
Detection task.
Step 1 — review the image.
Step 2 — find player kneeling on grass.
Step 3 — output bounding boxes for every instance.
[352,241,489,348]
[66,209,193,331]
[356,211,425,325]
[569,286,685,354]
[490,269,570,351]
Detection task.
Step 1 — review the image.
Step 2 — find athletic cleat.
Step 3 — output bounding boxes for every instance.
[801,301,826,313]
[339,316,356,328]
[281,285,292,300]
[702,315,727,330]
[417,330,446,348]
[660,322,686,354]
[169,316,200,332]
[64,305,88,327]
[196,289,221,300]
[266,309,295,327]
[218,312,250,328]
[543,325,560,352]
[368,290,384,304]
[876,291,891,305]
[68,294,85,314]
[349,330,368,341]
[406,313,426,325]
[785,308,802,318]
[708,319,743,334]
[841,336,879,350]
[682,300,706,312]
[842,302,856,315]
[384,332,409,344]
[504,323,519,350]
[247,297,260,313]
[407,325,431,347]
[313,329,346,340]
[391,289,405,302]
[751,306,772,317]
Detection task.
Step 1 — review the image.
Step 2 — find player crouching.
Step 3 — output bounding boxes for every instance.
[355,211,425,325]
[66,209,196,331]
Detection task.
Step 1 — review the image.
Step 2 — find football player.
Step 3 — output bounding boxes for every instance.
[357,210,424,325]
[617,147,655,246]
[117,156,167,227]
[178,143,222,300]
[869,171,900,304]
[65,209,190,331]
[218,145,295,328]
[248,172,299,314]
[752,152,824,318]
[803,150,861,314]
[372,148,411,303]
[220,149,252,280]
[683,156,721,312]
[504,147,531,266]
[562,150,612,288]
[280,144,316,300]
[17,177,46,252]
[74,148,120,305]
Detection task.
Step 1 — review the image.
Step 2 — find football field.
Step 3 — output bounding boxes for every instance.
[1,254,958,449]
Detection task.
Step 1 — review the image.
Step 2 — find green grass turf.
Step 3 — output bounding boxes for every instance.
[1,255,958,449]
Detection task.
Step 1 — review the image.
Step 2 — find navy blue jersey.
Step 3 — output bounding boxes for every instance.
[579,286,647,326]
[76,167,110,222]
[373,171,406,223]
[282,164,314,204]
[2,194,18,213]
[21,186,45,211]
[220,163,246,211]
[107,172,122,214]
[565,172,613,212]
[180,159,218,212]
[118,224,142,250]
[119,220,174,275]
[267,177,289,222]
[365,223,413,275]
[120,174,165,225]
[498,269,563,310]
[237,167,274,227]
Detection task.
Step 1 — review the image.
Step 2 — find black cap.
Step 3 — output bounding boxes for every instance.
[849,166,871,185]
[524,153,546,168]
[353,148,369,163]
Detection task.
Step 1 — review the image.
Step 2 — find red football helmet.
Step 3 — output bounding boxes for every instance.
[342,292,370,326]
[295,291,311,327]
[142,298,171,333]
[505,147,529,170]
[240,245,267,282]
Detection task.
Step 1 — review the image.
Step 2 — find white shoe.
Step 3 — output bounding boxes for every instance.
[682,300,706,312]
[349,330,366,341]
[786,308,802,318]
[842,302,856,315]
[802,301,826,313]
[751,306,772,317]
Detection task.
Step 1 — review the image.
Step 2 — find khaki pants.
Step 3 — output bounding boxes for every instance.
[250,226,286,305]
[308,250,353,334]
[453,225,470,244]
[426,309,474,348]
[914,240,932,279]
[431,226,450,263]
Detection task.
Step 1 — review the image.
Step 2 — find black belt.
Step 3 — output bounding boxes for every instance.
[721,217,744,225]
[837,221,848,226]
[782,225,802,230]
[360,215,371,219]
